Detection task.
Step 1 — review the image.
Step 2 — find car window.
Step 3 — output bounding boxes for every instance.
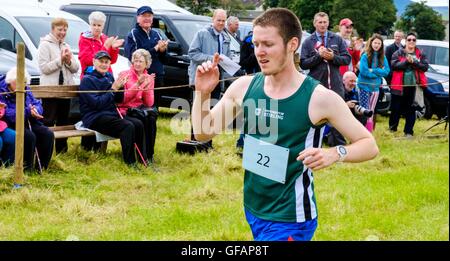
[171,19,210,46]
[0,17,32,59]
[107,15,135,40]
[16,17,89,55]
[417,45,434,64]
[152,28,169,41]
[153,19,174,42]
[0,17,15,47]
[68,11,90,25]
[434,46,449,67]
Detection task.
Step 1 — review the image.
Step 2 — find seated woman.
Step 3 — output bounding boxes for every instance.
[0,101,16,167]
[79,51,146,166]
[117,49,157,163]
[0,68,55,171]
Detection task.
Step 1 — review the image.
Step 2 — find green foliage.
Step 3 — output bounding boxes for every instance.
[176,0,219,15]
[176,0,247,16]
[221,0,248,17]
[292,0,334,33]
[263,0,334,33]
[397,1,446,40]
[331,0,396,39]
[263,0,279,9]
[0,113,448,240]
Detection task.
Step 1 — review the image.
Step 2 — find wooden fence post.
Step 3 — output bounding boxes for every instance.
[13,43,25,186]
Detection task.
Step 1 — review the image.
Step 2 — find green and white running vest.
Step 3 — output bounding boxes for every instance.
[242,73,324,223]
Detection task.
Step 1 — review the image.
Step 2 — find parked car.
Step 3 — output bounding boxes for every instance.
[60,3,213,107]
[375,82,391,115]
[423,66,449,119]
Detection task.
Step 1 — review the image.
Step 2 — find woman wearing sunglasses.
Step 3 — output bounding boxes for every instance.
[389,32,429,138]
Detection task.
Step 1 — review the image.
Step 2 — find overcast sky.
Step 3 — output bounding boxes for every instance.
[412,0,448,7]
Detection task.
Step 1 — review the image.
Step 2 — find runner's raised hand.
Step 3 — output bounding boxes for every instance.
[195,53,220,95]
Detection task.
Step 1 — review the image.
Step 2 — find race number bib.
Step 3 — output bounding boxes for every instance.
[242,135,289,184]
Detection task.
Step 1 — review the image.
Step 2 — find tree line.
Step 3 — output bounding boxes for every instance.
[176,0,446,40]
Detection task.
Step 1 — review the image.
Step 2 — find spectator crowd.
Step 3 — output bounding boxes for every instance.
[0,6,429,171]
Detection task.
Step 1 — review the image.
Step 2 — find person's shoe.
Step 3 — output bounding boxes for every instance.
[128,162,140,170]
[404,134,414,139]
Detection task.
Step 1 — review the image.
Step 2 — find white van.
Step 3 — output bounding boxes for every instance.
[0,1,129,83]
[384,38,449,75]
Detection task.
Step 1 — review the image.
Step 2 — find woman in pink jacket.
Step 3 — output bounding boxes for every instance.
[117,49,157,164]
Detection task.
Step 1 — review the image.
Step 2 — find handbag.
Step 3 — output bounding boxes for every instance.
[126,105,158,120]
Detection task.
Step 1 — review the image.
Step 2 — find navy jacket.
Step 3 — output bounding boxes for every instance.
[300,31,351,98]
[0,75,44,127]
[124,23,166,77]
[79,69,124,128]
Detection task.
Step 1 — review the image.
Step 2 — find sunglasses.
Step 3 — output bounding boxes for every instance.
[407,38,416,42]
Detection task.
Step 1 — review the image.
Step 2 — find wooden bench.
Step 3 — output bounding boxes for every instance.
[30,85,108,140]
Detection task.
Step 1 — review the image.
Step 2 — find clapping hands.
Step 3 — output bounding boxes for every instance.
[318,46,334,61]
[61,48,73,65]
[137,74,155,89]
[112,74,128,91]
[155,40,169,52]
[104,36,124,49]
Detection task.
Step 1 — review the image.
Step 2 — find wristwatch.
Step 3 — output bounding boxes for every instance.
[336,145,347,162]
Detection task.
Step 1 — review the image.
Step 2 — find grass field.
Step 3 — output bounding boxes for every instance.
[0,111,448,241]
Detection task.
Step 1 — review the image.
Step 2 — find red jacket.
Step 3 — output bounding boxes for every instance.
[390,48,429,95]
[78,31,119,79]
[339,47,361,75]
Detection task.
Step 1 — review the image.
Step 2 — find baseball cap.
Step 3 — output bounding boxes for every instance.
[94,51,111,60]
[137,6,153,16]
[339,18,353,27]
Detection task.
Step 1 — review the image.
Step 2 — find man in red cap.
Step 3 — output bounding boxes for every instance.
[337,18,360,76]
[338,18,353,47]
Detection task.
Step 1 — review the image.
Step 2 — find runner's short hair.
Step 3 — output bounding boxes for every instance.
[253,8,302,48]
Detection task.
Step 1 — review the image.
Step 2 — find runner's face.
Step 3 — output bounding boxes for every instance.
[253,25,289,76]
